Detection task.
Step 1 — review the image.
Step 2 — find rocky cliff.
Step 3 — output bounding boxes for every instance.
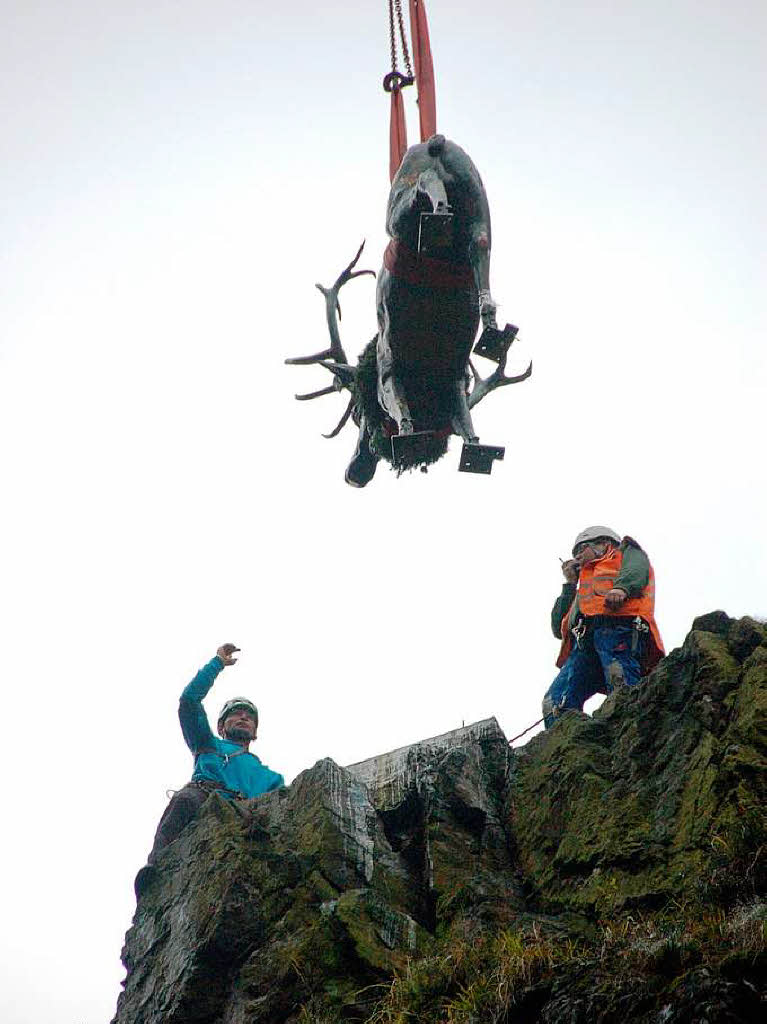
[114,612,766,1023]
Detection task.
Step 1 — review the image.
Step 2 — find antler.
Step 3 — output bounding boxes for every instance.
[285,242,375,438]
[286,241,374,381]
[467,346,532,410]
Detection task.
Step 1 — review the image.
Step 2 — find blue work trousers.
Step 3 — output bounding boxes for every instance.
[543,623,641,728]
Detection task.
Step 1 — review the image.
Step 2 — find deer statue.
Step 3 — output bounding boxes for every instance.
[286,134,532,487]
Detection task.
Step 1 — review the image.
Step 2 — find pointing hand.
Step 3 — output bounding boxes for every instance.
[216,643,240,666]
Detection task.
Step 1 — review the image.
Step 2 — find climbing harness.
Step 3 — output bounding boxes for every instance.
[222,749,247,768]
[196,745,250,769]
[162,775,247,806]
[571,613,648,656]
[192,777,247,800]
[384,0,437,181]
[190,745,252,799]
[632,615,650,654]
[572,617,587,649]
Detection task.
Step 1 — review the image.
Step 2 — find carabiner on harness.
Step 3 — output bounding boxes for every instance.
[572,618,587,649]
[631,615,649,654]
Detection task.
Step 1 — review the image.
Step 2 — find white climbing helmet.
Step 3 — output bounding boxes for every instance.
[217,697,259,733]
[571,526,621,555]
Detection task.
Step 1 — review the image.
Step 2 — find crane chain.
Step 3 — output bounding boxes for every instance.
[389,0,413,80]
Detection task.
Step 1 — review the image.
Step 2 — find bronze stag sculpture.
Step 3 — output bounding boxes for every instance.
[287,135,531,487]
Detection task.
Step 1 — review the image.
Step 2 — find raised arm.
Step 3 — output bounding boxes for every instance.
[178,643,239,753]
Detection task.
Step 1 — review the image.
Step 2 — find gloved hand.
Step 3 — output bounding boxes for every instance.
[562,559,580,584]
[604,589,628,611]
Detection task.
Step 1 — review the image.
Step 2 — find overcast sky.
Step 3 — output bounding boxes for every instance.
[1,2,765,1022]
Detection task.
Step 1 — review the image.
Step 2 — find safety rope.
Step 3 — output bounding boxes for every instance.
[508,717,545,745]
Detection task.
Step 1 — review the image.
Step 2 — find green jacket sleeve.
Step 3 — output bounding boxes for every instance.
[615,540,650,596]
[551,583,577,638]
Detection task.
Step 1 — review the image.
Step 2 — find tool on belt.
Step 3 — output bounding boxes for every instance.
[570,614,648,652]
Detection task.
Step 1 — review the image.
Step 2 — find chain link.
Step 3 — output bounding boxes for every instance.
[396,0,413,78]
[389,0,397,73]
[389,0,413,78]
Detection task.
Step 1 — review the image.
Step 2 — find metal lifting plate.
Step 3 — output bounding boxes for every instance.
[458,442,505,475]
[391,430,440,466]
[473,322,518,364]
[418,209,454,255]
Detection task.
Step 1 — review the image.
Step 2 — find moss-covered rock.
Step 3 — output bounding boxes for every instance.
[508,612,767,918]
[113,614,766,1024]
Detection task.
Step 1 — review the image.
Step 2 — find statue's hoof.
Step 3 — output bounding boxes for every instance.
[345,451,378,488]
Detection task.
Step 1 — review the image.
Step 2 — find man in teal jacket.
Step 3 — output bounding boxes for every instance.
[135,643,284,898]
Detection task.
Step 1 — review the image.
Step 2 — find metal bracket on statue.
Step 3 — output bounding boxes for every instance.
[473,323,518,364]
[418,208,454,255]
[458,443,505,475]
[391,430,439,467]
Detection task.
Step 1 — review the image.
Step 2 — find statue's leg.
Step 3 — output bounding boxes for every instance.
[345,415,379,488]
[378,370,413,435]
[450,377,479,443]
[376,313,413,435]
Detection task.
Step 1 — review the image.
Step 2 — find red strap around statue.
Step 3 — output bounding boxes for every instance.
[389,86,408,182]
[409,0,436,142]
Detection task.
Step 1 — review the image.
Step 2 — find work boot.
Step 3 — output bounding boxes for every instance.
[345,419,378,488]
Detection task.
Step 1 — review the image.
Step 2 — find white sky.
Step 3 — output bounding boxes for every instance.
[1,2,765,1021]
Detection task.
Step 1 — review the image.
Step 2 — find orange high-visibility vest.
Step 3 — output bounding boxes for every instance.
[556,545,664,673]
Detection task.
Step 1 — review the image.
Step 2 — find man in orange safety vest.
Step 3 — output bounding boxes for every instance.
[543,526,664,728]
